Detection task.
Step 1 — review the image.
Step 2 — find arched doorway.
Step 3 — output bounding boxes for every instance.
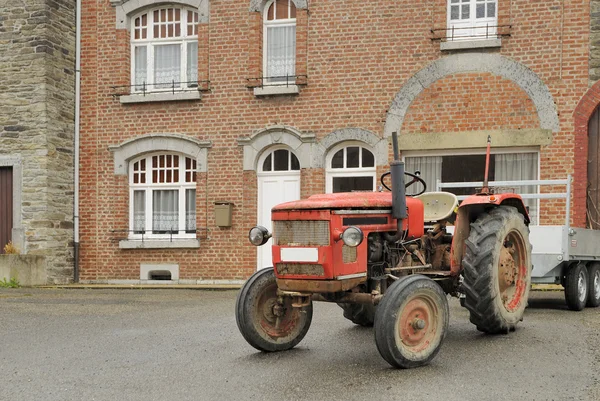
[257,147,301,269]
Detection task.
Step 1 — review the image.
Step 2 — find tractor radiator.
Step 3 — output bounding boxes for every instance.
[273,220,330,246]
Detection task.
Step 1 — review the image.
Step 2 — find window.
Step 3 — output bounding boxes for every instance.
[263,0,296,84]
[261,148,300,172]
[129,153,196,239]
[404,150,539,224]
[326,144,376,193]
[131,7,199,92]
[447,0,497,40]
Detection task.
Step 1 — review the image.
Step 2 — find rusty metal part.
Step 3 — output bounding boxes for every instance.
[275,263,324,276]
[276,277,366,293]
[387,264,433,272]
[498,229,527,312]
[312,292,383,305]
[398,293,440,352]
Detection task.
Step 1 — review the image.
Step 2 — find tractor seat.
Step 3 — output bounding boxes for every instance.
[415,192,459,222]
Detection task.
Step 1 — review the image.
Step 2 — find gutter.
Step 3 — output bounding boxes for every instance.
[74,0,81,282]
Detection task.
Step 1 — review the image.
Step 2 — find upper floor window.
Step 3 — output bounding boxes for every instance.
[263,0,296,84]
[129,153,197,239]
[447,0,497,40]
[131,7,199,92]
[326,144,376,193]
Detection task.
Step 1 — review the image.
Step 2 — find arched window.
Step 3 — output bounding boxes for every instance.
[259,148,300,172]
[326,144,376,193]
[129,153,197,238]
[263,0,296,84]
[131,6,199,92]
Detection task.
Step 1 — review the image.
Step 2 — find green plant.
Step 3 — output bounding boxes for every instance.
[0,277,20,288]
[3,241,19,254]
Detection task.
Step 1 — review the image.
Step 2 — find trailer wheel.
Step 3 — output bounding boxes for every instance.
[337,303,376,327]
[235,267,312,352]
[564,264,589,311]
[587,263,600,308]
[374,275,449,369]
[462,206,531,334]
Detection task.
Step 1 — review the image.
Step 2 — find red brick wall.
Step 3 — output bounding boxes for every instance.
[79,0,590,281]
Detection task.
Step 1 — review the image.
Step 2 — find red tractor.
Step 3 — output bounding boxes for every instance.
[236,133,532,368]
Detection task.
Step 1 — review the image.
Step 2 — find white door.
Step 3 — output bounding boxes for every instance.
[257,148,301,270]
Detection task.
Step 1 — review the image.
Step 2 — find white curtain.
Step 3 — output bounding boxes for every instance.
[133,190,145,233]
[187,41,198,87]
[153,190,179,232]
[185,189,196,232]
[154,44,181,88]
[267,25,296,81]
[405,156,443,194]
[134,46,147,90]
[495,153,538,224]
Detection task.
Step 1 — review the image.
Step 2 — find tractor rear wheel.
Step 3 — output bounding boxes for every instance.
[564,263,588,311]
[235,267,313,352]
[374,275,449,369]
[587,263,600,308]
[462,206,531,334]
[337,302,376,327]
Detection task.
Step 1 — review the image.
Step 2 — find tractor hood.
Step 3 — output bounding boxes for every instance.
[272,192,394,211]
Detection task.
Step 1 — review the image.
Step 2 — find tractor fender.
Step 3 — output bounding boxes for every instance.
[449,193,530,275]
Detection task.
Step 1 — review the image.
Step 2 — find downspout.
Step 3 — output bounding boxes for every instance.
[74,0,81,282]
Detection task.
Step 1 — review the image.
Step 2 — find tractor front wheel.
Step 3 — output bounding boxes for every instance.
[235,267,313,352]
[462,206,531,334]
[374,275,449,369]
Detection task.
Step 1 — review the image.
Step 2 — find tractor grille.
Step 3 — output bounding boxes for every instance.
[342,245,357,263]
[273,220,329,246]
[275,263,325,276]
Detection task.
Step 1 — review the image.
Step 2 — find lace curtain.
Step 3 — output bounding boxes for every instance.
[266,25,296,81]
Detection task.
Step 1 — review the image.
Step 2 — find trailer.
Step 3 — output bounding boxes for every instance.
[438,175,600,311]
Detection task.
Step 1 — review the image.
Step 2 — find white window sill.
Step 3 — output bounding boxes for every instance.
[440,38,502,51]
[254,85,300,97]
[120,91,201,104]
[119,239,200,249]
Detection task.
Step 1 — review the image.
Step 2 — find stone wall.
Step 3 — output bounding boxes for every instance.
[0,0,75,283]
[592,0,600,82]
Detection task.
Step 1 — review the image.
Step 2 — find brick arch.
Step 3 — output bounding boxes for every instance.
[249,0,307,12]
[571,82,600,228]
[384,53,560,137]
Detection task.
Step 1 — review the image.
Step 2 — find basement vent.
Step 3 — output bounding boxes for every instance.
[149,270,172,280]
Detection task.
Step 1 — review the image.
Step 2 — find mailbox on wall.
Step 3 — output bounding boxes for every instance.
[214,202,233,227]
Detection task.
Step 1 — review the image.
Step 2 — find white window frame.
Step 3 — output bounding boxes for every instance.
[447,0,497,40]
[402,147,540,224]
[258,146,301,174]
[325,143,377,194]
[128,153,197,240]
[130,7,199,93]
[263,0,296,85]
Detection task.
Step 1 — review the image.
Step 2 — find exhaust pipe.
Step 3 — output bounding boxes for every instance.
[384,132,406,243]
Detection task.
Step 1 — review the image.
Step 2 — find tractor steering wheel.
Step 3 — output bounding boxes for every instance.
[380,171,427,197]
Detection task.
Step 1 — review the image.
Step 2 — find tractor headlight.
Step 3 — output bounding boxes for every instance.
[248,226,271,246]
[341,226,363,247]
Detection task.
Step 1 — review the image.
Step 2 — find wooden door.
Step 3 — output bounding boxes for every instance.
[0,167,13,251]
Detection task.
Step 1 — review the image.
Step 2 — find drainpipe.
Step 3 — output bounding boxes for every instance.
[74,0,81,282]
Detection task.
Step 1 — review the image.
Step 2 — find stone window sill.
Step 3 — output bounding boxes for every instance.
[119,239,200,249]
[440,38,502,51]
[120,91,201,104]
[254,85,300,97]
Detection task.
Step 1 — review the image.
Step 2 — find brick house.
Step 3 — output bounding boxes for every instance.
[78,0,594,284]
[0,0,75,284]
